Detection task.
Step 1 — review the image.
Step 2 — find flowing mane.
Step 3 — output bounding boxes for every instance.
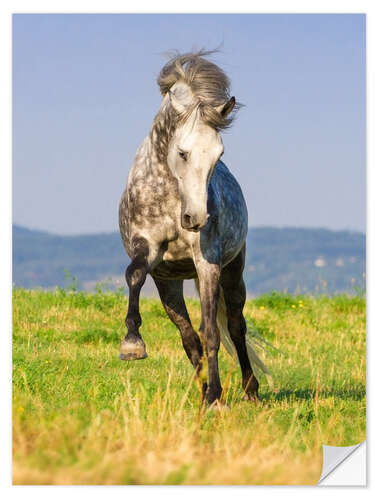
[150,50,241,163]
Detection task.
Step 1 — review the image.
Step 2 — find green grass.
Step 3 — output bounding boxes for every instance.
[12,288,366,485]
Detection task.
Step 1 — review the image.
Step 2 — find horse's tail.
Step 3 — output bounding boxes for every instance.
[216,286,274,388]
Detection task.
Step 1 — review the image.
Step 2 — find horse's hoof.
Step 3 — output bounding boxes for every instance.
[207,400,230,412]
[243,393,260,404]
[119,352,148,361]
[119,340,147,361]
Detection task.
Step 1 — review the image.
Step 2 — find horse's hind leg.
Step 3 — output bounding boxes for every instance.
[119,237,149,361]
[220,246,259,401]
[153,278,205,391]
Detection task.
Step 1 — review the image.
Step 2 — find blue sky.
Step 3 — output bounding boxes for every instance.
[13,13,366,234]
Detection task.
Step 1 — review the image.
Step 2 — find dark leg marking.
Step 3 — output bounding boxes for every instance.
[119,237,149,361]
[153,278,207,395]
[220,246,259,401]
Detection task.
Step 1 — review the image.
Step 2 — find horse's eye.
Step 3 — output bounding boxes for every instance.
[178,151,187,161]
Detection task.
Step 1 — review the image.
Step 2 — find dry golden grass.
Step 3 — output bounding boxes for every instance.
[12,290,366,485]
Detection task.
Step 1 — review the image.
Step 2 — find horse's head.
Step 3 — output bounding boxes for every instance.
[166,82,236,232]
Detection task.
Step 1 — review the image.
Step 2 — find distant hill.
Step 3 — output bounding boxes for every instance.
[12,225,365,296]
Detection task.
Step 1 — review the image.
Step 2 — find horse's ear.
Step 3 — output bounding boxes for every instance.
[168,89,187,114]
[216,96,236,118]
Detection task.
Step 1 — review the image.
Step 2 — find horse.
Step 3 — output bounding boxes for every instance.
[118,50,269,406]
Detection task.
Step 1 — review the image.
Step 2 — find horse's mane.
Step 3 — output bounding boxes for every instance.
[150,50,241,163]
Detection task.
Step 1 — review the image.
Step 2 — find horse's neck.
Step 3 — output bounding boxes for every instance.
[131,136,176,189]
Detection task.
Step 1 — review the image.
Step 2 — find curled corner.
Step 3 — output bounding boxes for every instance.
[318,441,365,485]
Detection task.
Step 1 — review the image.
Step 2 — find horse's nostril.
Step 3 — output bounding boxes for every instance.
[183,214,201,231]
[183,214,192,226]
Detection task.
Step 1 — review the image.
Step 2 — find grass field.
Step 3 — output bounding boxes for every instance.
[12,288,366,485]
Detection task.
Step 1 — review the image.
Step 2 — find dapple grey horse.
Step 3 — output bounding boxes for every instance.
[119,51,269,406]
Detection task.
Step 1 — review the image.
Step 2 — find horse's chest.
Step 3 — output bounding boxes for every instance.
[121,173,179,241]
[129,181,176,222]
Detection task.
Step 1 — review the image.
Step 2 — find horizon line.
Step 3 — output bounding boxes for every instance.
[12,223,366,238]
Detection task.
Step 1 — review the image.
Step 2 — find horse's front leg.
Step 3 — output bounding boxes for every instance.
[196,260,222,406]
[119,237,149,361]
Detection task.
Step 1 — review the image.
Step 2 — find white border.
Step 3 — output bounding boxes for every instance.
[2,1,373,497]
